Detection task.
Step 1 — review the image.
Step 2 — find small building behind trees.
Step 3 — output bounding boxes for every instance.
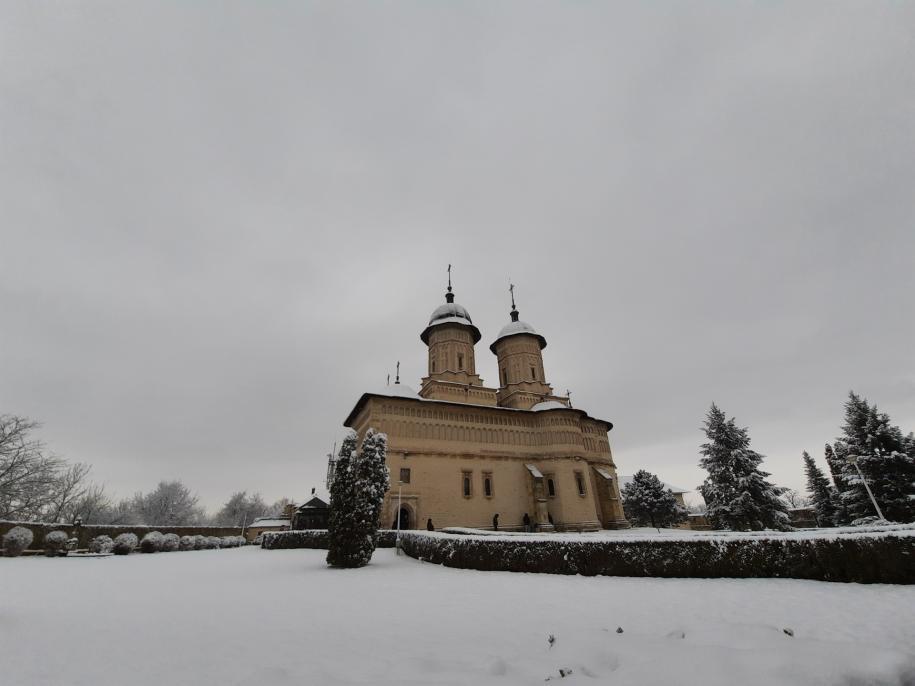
[292,496,330,530]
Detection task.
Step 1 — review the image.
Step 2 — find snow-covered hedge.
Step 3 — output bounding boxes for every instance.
[397,531,915,584]
[179,535,196,551]
[139,531,164,553]
[88,535,114,554]
[112,533,138,555]
[161,533,180,552]
[261,529,397,550]
[3,526,34,556]
[44,530,69,557]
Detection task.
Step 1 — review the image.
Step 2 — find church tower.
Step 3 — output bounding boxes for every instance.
[419,269,494,404]
[489,286,564,410]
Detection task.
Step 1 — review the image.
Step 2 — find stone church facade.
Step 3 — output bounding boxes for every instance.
[342,280,630,532]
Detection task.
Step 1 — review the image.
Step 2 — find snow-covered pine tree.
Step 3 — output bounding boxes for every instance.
[801,451,838,527]
[326,431,361,567]
[349,429,391,567]
[833,392,915,523]
[698,403,791,531]
[621,469,687,531]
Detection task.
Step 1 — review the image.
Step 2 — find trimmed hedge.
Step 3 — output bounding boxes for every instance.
[397,531,915,584]
[262,529,397,550]
[3,526,34,557]
[0,521,243,551]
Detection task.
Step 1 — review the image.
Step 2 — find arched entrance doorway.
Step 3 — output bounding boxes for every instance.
[394,505,411,531]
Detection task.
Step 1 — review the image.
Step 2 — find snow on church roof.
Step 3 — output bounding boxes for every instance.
[530,400,570,411]
[428,302,473,325]
[376,383,421,399]
[489,318,547,352]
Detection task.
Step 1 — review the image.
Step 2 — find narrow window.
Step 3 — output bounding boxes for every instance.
[432,359,436,373]
[462,471,472,497]
[458,353,464,370]
[483,472,493,497]
[399,468,411,484]
[531,366,536,380]
[575,471,586,496]
[501,368,507,385]
[547,477,556,497]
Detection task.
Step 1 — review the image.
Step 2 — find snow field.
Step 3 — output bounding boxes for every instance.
[3,546,914,685]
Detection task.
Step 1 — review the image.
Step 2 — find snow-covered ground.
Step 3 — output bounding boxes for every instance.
[4,547,914,686]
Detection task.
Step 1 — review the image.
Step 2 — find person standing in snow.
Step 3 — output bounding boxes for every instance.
[523,512,531,532]
[426,518,434,531]
[492,513,499,531]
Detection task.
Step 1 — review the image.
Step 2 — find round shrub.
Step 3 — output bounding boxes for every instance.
[178,535,195,551]
[112,532,138,555]
[44,530,69,557]
[218,536,234,548]
[88,535,114,554]
[3,526,34,557]
[193,534,207,550]
[161,533,180,552]
[140,531,164,553]
[205,536,221,550]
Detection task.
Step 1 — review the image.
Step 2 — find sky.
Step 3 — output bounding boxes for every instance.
[2,2,913,512]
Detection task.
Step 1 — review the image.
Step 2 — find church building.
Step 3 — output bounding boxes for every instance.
[341,277,630,532]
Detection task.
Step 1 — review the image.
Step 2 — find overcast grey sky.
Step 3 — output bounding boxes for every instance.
[2,2,913,510]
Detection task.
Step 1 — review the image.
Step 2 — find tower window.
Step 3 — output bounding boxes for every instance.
[462,471,472,497]
[432,359,436,373]
[501,368,507,385]
[575,471,586,496]
[458,353,464,370]
[531,366,537,380]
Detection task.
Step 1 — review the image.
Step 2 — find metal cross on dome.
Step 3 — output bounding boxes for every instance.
[509,282,516,309]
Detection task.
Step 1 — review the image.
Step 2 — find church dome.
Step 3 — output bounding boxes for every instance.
[421,295,482,344]
[428,301,474,326]
[489,318,547,353]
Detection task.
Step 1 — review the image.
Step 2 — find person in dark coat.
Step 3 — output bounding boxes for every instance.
[492,513,499,531]
[426,518,434,531]
[523,512,531,532]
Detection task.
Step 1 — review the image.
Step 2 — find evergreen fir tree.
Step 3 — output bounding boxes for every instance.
[349,429,391,566]
[621,469,688,531]
[698,403,791,531]
[833,392,915,523]
[326,432,361,567]
[801,451,838,527]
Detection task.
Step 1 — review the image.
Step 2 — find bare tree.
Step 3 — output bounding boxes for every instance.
[130,480,205,525]
[44,462,93,523]
[61,483,113,524]
[270,496,295,517]
[213,491,269,526]
[782,489,812,509]
[0,415,65,520]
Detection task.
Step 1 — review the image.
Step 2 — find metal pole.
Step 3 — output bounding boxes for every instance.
[852,459,885,521]
[395,481,403,555]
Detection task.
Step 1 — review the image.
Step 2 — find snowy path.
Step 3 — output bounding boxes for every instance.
[3,547,914,685]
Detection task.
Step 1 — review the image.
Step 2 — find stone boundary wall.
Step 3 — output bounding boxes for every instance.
[397,531,915,584]
[261,529,397,550]
[0,520,243,551]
